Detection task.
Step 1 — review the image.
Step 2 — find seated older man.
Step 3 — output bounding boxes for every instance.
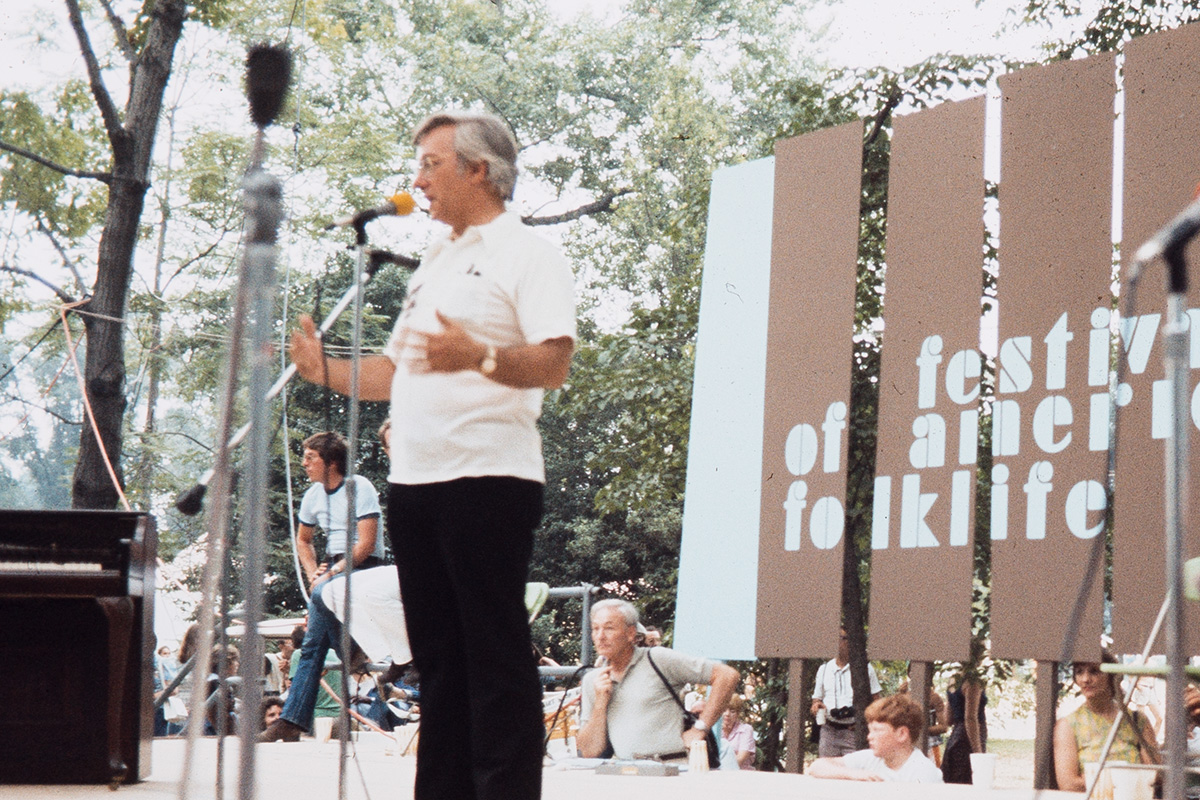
[810,694,944,783]
[577,599,739,762]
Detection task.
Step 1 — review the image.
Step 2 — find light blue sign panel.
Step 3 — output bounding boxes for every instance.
[673,157,774,659]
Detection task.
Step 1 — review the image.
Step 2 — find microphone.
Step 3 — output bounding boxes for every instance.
[325,191,417,230]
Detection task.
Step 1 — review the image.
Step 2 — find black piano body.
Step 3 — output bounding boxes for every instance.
[0,509,156,786]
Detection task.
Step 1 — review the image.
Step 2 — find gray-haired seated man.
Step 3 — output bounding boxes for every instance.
[576,599,739,762]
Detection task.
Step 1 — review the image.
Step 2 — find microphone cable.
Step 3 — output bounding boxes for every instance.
[544,663,595,754]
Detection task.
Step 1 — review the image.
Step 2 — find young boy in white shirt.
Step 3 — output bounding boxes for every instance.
[810,694,944,783]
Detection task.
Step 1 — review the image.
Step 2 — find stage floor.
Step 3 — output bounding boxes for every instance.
[0,738,1075,800]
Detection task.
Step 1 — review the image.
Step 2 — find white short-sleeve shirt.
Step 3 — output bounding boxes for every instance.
[841,747,944,783]
[297,475,384,560]
[383,211,576,485]
[813,658,882,711]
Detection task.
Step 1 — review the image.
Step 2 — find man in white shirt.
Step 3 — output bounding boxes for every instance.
[810,694,944,783]
[811,628,883,756]
[296,431,385,588]
[290,111,575,800]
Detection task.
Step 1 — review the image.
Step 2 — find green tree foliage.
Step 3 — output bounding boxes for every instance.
[1017,0,1200,57]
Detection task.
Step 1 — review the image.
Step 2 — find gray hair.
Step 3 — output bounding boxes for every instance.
[590,599,639,628]
[412,111,519,201]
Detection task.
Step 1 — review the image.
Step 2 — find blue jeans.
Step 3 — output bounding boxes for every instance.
[280,581,343,732]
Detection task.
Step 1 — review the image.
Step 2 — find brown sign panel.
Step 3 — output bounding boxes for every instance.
[756,122,864,658]
[990,54,1116,662]
[1112,22,1200,655]
[869,97,987,662]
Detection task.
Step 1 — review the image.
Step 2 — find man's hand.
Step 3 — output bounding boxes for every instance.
[310,562,330,589]
[809,756,884,782]
[591,666,614,707]
[412,311,486,374]
[811,698,826,716]
[289,315,325,383]
[681,727,706,748]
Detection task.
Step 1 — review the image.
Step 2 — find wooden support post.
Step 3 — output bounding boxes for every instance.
[1034,660,1060,790]
[909,661,934,754]
[785,658,811,773]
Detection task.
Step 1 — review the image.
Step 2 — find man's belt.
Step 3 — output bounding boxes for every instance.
[824,718,856,728]
[632,750,688,761]
[330,554,385,570]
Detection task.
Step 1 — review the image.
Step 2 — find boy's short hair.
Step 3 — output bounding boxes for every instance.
[865,694,923,742]
[302,431,348,475]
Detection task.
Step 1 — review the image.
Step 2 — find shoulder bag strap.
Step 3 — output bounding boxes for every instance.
[644,649,690,714]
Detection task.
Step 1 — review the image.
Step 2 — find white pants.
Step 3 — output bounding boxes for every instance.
[319,566,412,665]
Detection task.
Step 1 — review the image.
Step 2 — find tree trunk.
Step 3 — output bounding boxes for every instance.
[71,0,187,509]
[842,515,873,750]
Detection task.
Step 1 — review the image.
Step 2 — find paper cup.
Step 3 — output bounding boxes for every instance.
[314,716,334,743]
[969,752,998,789]
[1084,762,1115,800]
[1109,766,1154,800]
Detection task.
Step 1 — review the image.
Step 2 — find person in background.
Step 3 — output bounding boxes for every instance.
[810,695,944,783]
[273,636,296,694]
[721,694,757,770]
[898,664,948,767]
[205,644,240,736]
[296,431,386,590]
[1186,684,1200,763]
[811,628,882,757]
[1053,654,1160,792]
[942,636,989,784]
[171,623,202,731]
[261,696,284,731]
[643,625,663,648]
[577,599,739,762]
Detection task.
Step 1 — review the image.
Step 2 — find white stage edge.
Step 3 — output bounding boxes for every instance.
[0,738,1071,800]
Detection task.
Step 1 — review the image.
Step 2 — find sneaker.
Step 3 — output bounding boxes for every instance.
[258,718,305,743]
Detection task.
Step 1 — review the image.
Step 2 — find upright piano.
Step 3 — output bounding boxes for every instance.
[0,509,156,786]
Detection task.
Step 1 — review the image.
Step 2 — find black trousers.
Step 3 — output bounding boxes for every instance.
[388,477,545,800]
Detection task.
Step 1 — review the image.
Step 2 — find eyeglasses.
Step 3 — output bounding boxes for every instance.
[415,154,468,176]
[416,155,457,175]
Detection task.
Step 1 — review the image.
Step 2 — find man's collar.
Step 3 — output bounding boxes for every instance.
[607,644,642,679]
[429,210,519,257]
[323,477,345,494]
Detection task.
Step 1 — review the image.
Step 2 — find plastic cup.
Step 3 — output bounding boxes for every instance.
[1085,762,1115,800]
[313,716,334,742]
[970,752,998,789]
[969,752,997,789]
[1109,766,1154,800]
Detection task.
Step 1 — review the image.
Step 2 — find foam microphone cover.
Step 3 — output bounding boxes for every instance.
[246,44,293,128]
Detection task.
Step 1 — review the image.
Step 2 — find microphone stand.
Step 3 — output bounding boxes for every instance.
[1157,240,1189,800]
[335,215,373,799]
[180,45,289,800]
[172,245,414,516]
